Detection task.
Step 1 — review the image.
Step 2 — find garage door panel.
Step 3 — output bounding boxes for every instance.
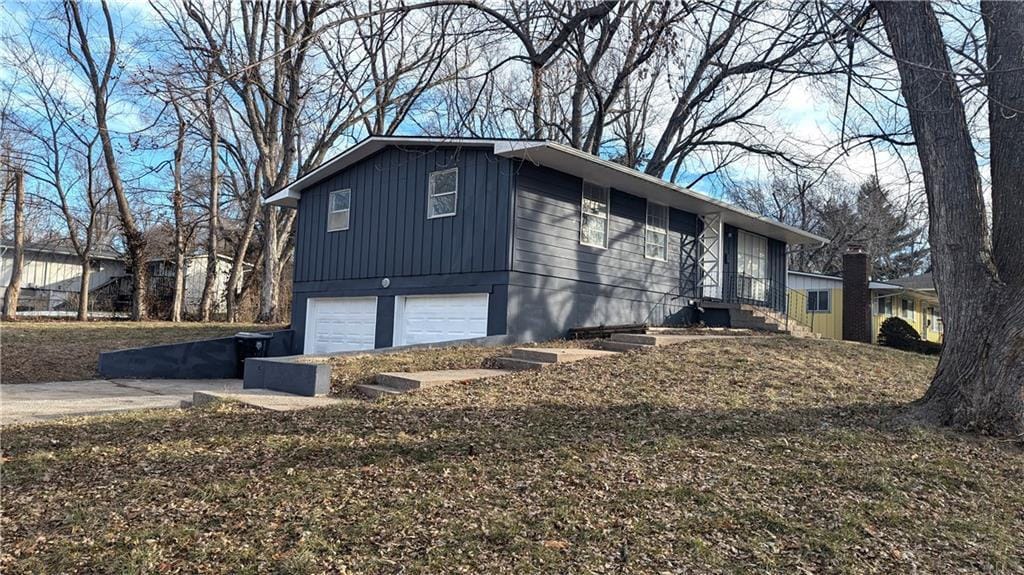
[305,297,377,354]
[396,294,489,346]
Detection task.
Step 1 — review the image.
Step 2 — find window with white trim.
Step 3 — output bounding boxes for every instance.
[645,201,668,260]
[580,182,609,248]
[806,289,830,313]
[427,168,458,219]
[876,296,893,316]
[901,298,915,320]
[328,189,351,231]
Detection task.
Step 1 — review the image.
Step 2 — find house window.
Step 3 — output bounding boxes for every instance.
[645,202,668,260]
[876,296,892,316]
[901,298,915,320]
[580,182,609,248]
[806,289,831,313]
[328,189,351,231]
[427,168,458,219]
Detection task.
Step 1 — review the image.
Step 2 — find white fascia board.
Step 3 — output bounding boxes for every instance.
[277,137,540,206]
[494,141,828,246]
[264,187,300,208]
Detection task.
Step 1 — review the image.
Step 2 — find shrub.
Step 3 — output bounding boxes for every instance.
[878,316,942,355]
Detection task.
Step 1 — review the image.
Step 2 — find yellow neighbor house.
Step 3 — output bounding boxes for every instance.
[787,271,943,344]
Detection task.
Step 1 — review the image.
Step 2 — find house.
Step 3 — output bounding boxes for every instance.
[0,241,126,315]
[1,241,241,318]
[787,262,942,344]
[147,254,241,316]
[266,137,826,355]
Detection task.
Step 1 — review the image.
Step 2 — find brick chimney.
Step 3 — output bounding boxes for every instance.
[842,245,872,343]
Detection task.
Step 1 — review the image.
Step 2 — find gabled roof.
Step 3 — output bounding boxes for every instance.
[266,136,828,245]
[0,240,122,261]
[888,272,935,291]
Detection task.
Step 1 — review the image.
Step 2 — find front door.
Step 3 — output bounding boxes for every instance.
[736,230,768,302]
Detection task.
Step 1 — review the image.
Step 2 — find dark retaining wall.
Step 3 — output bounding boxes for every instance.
[98,330,295,380]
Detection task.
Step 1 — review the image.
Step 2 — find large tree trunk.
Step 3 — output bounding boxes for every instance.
[257,204,279,323]
[874,0,1024,436]
[199,68,220,322]
[77,257,91,321]
[2,167,25,321]
[170,107,187,323]
[226,183,260,323]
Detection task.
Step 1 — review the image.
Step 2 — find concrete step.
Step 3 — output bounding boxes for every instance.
[375,369,512,391]
[598,339,652,352]
[192,389,342,411]
[610,333,661,345]
[494,357,551,371]
[355,383,406,400]
[509,347,619,363]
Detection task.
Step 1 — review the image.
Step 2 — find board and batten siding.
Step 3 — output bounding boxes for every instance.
[511,161,699,296]
[293,146,515,284]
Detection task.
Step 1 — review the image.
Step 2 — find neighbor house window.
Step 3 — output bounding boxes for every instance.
[427,168,458,219]
[580,182,609,248]
[876,296,893,316]
[901,298,915,320]
[645,201,668,260]
[328,189,351,231]
[806,289,830,313]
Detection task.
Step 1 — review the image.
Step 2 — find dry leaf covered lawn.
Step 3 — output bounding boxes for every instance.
[0,321,285,384]
[3,337,1023,574]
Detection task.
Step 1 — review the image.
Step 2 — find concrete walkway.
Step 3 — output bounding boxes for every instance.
[1,378,244,425]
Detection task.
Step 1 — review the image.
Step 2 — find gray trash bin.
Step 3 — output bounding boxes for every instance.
[234,332,275,378]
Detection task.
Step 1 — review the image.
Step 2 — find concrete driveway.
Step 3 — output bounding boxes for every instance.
[1,379,243,425]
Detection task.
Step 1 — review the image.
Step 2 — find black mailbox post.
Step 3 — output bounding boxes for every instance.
[234,332,275,378]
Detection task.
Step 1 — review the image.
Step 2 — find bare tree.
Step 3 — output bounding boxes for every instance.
[869,0,1023,435]
[169,101,189,322]
[2,158,25,321]
[198,62,221,321]
[64,0,149,320]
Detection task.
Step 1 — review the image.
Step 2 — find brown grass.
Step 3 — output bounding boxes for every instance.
[2,337,1022,574]
[0,321,284,384]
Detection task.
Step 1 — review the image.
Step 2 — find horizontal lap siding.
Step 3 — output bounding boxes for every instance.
[512,162,698,295]
[294,146,514,283]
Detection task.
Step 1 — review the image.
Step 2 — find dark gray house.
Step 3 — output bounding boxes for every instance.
[266,137,825,355]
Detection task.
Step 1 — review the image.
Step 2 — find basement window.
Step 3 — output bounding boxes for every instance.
[328,189,351,232]
[645,201,668,261]
[806,289,831,313]
[580,182,609,248]
[427,168,458,219]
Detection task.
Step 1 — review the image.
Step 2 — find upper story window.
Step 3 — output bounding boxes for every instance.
[427,168,458,219]
[876,296,893,316]
[806,289,831,313]
[645,201,668,260]
[580,182,609,248]
[328,189,351,231]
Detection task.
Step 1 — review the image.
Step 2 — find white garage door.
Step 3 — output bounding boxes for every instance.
[304,297,377,354]
[394,293,489,346]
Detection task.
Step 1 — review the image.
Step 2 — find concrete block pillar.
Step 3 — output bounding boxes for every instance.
[842,245,872,343]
